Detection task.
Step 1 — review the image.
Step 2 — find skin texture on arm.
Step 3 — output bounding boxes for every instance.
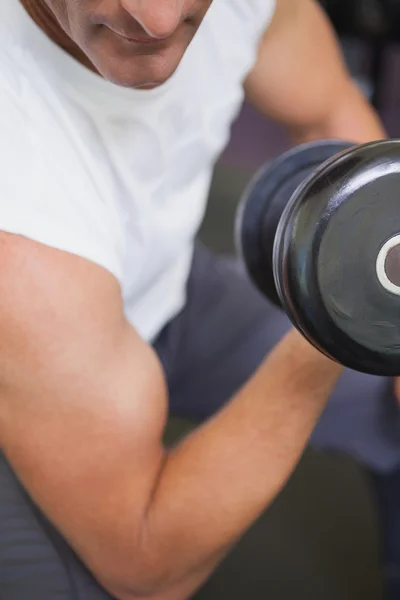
[0,233,342,600]
[245,0,386,144]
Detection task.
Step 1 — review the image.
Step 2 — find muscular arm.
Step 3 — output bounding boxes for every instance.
[0,234,342,600]
[245,0,386,144]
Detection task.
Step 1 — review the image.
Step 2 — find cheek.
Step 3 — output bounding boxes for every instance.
[46,0,89,37]
[43,0,73,32]
[196,0,214,23]
[59,0,91,43]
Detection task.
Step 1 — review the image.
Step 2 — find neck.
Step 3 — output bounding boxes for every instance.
[19,0,98,74]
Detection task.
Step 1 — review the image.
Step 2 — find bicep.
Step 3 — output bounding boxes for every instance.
[0,233,168,583]
[244,0,352,128]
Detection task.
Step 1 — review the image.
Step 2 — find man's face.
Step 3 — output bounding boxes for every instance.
[45,0,213,88]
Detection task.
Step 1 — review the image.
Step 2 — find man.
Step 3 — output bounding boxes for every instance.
[0,0,397,599]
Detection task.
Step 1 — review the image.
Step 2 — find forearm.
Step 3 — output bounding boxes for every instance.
[111,331,342,600]
[1,313,340,600]
[289,80,386,146]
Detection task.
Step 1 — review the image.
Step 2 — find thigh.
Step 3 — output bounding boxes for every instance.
[154,243,291,420]
[154,244,400,472]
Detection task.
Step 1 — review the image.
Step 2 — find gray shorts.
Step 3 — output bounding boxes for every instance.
[154,243,400,473]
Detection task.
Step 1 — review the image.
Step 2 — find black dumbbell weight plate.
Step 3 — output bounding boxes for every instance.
[274,139,400,375]
[236,139,353,306]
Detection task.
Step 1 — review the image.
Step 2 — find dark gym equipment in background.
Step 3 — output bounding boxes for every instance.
[320,0,400,109]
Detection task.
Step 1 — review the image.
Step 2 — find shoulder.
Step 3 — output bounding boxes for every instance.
[0,70,35,208]
[0,66,124,285]
[196,0,277,78]
[206,0,276,40]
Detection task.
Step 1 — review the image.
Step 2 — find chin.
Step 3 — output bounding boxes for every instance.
[105,71,175,89]
[88,43,185,89]
[95,59,180,89]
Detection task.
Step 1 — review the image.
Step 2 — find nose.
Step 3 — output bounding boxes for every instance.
[120,0,185,38]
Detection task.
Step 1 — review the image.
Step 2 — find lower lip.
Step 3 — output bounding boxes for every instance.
[123,36,157,44]
[113,31,166,46]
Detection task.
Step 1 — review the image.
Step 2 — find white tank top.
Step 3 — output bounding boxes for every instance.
[0,0,275,341]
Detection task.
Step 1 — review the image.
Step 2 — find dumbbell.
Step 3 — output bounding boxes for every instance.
[235,138,400,376]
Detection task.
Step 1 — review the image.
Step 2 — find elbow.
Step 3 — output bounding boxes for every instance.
[108,588,188,600]
[96,554,184,600]
[100,578,163,600]
[103,577,188,600]
[98,568,166,600]
[86,479,188,599]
